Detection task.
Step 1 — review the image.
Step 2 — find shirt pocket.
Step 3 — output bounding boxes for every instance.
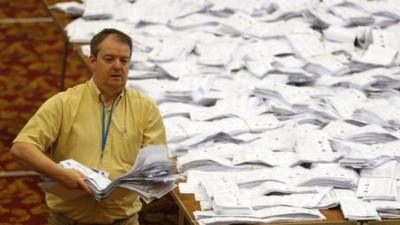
[112,126,143,165]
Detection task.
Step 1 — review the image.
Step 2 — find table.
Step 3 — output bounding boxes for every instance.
[363,220,400,225]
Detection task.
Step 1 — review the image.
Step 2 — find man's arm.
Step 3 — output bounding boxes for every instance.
[10,142,92,194]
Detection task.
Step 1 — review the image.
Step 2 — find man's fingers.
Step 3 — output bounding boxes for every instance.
[76,171,92,194]
[75,170,87,179]
[78,178,92,195]
[58,168,92,195]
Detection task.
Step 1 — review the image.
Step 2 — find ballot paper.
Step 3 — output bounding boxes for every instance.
[295,128,342,163]
[194,206,325,225]
[316,189,339,210]
[177,151,235,171]
[196,37,239,66]
[297,163,359,189]
[251,187,332,209]
[40,145,181,202]
[286,32,327,60]
[169,13,222,30]
[303,4,346,29]
[248,121,297,151]
[323,26,357,43]
[356,160,398,201]
[234,168,291,187]
[243,180,319,199]
[356,177,396,201]
[334,189,381,220]
[50,2,84,17]
[82,0,115,20]
[212,191,252,215]
[339,149,394,169]
[329,2,375,27]
[352,44,398,66]
[232,147,300,167]
[370,198,400,219]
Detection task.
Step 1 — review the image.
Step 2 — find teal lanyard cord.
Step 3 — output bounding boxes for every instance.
[101,102,114,159]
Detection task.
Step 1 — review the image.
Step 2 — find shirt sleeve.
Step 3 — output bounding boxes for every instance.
[13,93,63,152]
[141,101,167,147]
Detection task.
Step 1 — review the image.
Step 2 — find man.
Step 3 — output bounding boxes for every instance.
[10,28,166,225]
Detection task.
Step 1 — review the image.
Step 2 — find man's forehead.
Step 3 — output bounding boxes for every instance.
[98,37,131,56]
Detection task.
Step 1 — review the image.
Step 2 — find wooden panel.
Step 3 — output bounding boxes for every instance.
[366,219,400,225]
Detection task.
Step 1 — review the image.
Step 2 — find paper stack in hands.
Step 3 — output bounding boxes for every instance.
[40,145,182,203]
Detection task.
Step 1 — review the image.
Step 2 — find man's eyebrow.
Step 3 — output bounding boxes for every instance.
[102,54,129,58]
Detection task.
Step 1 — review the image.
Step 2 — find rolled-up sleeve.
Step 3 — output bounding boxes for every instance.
[13,94,63,152]
[142,101,166,147]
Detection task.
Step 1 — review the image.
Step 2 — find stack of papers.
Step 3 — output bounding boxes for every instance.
[177,152,235,171]
[244,181,319,199]
[57,0,400,222]
[356,160,397,201]
[334,189,381,221]
[339,150,394,169]
[366,160,400,218]
[41,145,181,202]
[251,186,332,209]
[194,206,325,225]
[357,177,396,201]
[212,192,252,215]
[297,164,359,189]
[370,199,400,218]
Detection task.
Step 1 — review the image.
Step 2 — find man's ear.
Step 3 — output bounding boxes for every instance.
[89,55,96,71]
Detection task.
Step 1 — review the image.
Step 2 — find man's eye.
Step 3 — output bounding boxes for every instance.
[104,57,113,63]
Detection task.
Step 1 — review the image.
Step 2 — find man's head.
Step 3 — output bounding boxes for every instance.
[89,28,132,95]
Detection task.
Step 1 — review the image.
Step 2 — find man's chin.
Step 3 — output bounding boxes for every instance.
[107,80,126,90]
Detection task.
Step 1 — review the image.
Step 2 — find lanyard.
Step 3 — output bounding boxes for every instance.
[101,101,114,159]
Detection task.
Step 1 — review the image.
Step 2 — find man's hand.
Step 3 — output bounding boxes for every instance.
[10,143,93,195]
[57,167,93,195]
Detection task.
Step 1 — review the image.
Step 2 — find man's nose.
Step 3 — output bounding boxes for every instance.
[112,59,123,69]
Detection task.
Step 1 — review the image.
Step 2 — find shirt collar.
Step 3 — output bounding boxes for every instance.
[88,78,125,106]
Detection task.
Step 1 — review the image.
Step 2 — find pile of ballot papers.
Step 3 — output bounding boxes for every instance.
[53,0,400,223]
[41,145,182,202]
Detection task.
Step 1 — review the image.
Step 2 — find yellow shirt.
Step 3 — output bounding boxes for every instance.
[13,79,166,224]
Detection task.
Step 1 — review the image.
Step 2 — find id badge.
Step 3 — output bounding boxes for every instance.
[98,170,110,178]
[92,169,110,178]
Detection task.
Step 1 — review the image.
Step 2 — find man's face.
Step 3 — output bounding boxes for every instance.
[90,35,131,92]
